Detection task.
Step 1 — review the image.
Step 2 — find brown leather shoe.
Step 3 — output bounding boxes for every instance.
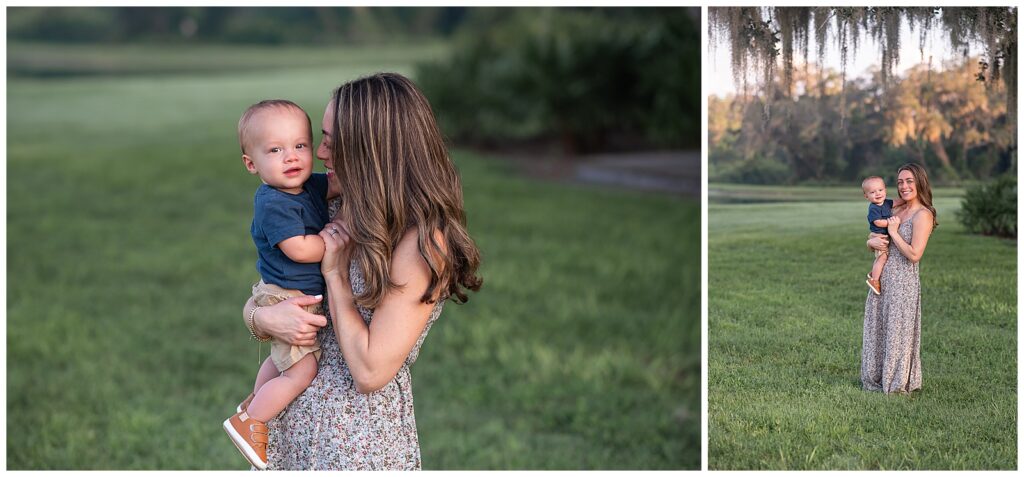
[223,410,268,469]
[866,275,881,295]
[236,392,255,413]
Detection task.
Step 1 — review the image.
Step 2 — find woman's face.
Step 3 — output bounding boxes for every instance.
[896,169,917,202]
[317,100,336,172]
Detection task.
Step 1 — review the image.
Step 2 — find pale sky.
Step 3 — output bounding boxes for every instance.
[707,12,982,97]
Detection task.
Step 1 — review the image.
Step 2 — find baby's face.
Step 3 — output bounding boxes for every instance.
[243,107,314,194]
[863,179,887,205]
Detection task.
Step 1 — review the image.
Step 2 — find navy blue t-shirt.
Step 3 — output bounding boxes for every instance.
[251,173,330,295]
[867,199,894,235]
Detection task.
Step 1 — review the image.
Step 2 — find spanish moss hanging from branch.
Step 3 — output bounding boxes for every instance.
[708,7,778,121]
[708,7,1017,126]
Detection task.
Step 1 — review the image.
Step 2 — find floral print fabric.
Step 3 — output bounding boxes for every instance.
[861,211,924,394]
[264,198,444,470]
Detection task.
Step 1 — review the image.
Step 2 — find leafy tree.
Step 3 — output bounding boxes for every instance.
[884,60,1011,179]
[709,59,1015,183]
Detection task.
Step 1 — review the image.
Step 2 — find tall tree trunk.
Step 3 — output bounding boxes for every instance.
[912,142,928,166]
[929,138,960,179]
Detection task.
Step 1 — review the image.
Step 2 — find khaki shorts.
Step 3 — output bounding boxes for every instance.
[874,249,888,258]
[251,280,323,372]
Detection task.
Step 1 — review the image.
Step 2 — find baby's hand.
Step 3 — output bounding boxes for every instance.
[887,215,901,231]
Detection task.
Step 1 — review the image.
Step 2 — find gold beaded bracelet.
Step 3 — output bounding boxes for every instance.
[247,305,272,342]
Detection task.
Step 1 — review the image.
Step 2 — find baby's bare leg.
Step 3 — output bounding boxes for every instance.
[246,354,318,422]
[253,356,279,394]
[870,252,888,281]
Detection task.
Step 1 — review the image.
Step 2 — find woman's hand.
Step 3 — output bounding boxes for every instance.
[319,219,353,283]
[886,215,902,235]
[250,295,327,346]
[867,232,889,252]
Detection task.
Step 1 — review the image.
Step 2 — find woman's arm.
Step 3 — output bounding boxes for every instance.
[887,211,933,263]
[245,294,327,346]
[867,232,889,252]
[320,224,442,394]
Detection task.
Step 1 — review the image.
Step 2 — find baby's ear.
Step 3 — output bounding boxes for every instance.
[241,154,258,175]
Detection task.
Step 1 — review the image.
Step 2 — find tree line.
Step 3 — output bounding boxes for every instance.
[7,7,469,44]
[709,59,1015,184]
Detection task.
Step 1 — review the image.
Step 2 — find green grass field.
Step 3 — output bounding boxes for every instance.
[6,44,700,469]
[708,185,1017,470]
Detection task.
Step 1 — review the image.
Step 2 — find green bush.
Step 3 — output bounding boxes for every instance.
[417,8,699,154]
[635,10,701,147]
[417,33,545,145]
[711,155,792,185]
[957,175,1017,238]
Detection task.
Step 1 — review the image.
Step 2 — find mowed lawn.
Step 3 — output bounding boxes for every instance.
[708,187,1017,469]
[6,44,699,469]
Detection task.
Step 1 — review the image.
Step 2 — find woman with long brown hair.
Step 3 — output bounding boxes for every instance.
[242,72,482,469]
[861,162,937,394]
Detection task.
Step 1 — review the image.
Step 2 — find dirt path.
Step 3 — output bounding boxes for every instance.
[496,149,701,198]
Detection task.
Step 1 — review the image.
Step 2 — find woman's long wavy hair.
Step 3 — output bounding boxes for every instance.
[329,72,482,308]
[897,163,938,229]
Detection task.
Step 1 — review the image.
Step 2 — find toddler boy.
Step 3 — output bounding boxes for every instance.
[223,99,337,469]
[863,176,893,295]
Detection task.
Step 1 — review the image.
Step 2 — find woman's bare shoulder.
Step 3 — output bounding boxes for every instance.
[394,226,447,268]
[392,226,448,301]
[398,225,447,252]
[912,207,935,222]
